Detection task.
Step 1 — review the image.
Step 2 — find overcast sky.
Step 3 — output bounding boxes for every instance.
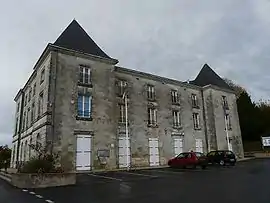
[1,0,270,146]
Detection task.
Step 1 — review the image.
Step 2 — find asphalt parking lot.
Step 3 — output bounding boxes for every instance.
[2,158,270,203]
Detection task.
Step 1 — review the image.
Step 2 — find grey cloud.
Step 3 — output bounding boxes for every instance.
[1,0,270,145]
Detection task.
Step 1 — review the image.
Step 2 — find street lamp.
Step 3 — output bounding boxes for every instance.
[122,91,129,170]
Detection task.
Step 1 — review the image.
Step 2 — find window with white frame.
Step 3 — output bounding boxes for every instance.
[193,113,200,129]
[119,104,126,123]
[24,141,28,161]
[222,96,229,109]
[79,66,91,84]
[25,95,27,106]
[191,94,198,108]
[171,90,179,104]
[77,94,92,118]
[225,114,232,130]
[148,108,157,125]
[172,110,181,127]
[147,85,155,100]
[40,69,45,84]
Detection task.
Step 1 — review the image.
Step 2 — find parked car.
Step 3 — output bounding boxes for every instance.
[168,152,208,169]
[206,150,236,166]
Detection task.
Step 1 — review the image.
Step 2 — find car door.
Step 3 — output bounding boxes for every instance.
[175,153,186,167]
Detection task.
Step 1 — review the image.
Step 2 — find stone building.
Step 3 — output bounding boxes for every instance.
[10,20,244,171]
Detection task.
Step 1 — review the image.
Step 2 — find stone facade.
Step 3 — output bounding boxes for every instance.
[11,21,244,172]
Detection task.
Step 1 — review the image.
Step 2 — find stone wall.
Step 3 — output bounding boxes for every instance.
[11,173,76,188]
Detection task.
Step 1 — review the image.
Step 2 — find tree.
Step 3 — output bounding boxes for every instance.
[0,145,11,169]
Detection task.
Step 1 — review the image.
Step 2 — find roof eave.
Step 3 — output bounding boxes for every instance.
[50,44,119,65]
[202,84,236,94]
[14,89,23,102]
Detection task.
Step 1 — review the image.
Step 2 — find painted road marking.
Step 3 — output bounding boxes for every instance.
[35,195,43,198]
[88,173,123,181]
[22,189,28,192]
[117,171,158,178]
[29,191,36,195]
[46,200,54,203]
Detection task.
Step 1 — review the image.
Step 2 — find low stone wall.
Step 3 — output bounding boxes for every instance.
[11,173,76,188]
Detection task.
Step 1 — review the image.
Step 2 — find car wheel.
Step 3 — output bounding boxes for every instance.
[219,160,225,166]
[201,165,206,170]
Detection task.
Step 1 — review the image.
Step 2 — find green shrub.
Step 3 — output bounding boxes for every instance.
[20,142,64,174]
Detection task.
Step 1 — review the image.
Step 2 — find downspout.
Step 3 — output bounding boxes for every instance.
[16,90,25,168]
[201,89,209,152]
[50,51,58,154]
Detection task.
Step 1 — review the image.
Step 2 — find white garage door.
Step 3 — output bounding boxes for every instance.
[173,137,183,156]
[118,137,131,168]
[195,139,203,153]
[149,138,159,166]
[76,135,92,171]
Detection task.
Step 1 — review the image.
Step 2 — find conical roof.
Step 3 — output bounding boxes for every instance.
[191,64,232,90]
[54,20,113,60]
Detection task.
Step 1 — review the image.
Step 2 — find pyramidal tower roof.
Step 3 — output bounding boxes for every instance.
[191,64,232,90]
[53,20,113,60]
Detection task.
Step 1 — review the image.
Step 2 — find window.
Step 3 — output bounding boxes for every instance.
[28,88,32,102]
[33,83,36,96]
[22,112,26,131]
[77,94,92,118]
[79,66,91,84]
[191,94,198,108]
[26,108,30,128]
[172,110,181,127]
[29,137,32,158]
[17,102,20,113]
[222,96,229,109]
[40,69,45,84]
[147,85,155,100]
[117,80,127,96]
[24,141,28,161]
[171,90,179,104]
[119,104,126,123]
[31,102,35,123]
[193,113,200,129]
[20,142,24,161]
[148,108,157,125]
[38,93,44,117]
[25,95,27,106]
[225,114,232,130]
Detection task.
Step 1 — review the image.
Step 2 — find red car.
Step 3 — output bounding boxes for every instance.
[168,152,207,169]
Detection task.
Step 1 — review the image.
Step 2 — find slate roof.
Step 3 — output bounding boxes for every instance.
[54,20,113,60]
[190,64,232,90]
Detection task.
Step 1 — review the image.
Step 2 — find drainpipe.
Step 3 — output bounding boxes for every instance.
[16,90,25,169]
[201,89,209,152]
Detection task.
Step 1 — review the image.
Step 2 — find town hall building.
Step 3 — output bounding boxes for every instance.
[10,20,244,171]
